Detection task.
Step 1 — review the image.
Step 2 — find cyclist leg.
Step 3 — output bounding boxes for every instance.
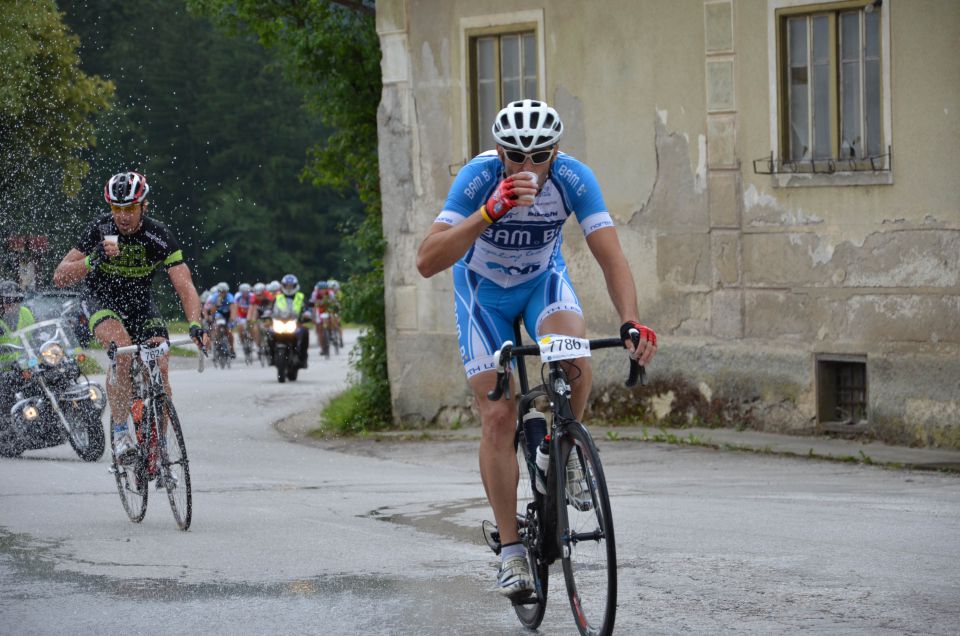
[454,264,529,546]
[525,260,591,419]
[92,314,133,430]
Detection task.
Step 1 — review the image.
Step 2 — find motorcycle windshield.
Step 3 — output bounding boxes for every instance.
[12,319,80,368]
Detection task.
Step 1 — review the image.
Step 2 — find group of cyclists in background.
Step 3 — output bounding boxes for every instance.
[199,277,344,367]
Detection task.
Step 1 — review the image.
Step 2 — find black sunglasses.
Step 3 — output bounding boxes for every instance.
[503,147,554,165]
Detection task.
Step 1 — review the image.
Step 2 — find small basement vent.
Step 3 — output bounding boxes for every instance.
[816,354,868,431]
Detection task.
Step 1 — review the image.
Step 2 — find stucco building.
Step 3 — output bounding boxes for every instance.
[376,0,959,446]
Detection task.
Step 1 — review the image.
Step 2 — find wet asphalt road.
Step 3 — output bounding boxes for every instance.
[1,329,959,634]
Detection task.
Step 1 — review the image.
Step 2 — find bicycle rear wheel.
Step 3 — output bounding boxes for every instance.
[110,422,148,523]
[557,421,616,636]
[512,430,549,629]
[156,396,192,530]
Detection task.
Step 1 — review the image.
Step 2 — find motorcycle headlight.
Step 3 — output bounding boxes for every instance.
[272,319,297,334]
[40,342,65,367]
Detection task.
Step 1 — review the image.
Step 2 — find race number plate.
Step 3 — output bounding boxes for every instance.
[139,341,170,363]
[538,335,591,362]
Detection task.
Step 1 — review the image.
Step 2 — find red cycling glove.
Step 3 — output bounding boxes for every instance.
[480,177,519,224]
[620,321,657,348]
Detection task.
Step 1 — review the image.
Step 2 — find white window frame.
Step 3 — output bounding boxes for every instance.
[458,10,546,170]
[767,0,893,187]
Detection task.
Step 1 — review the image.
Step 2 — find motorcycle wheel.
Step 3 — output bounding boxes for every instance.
[69,408,105,462]
[0,427,24,458]
[276,349,287,383]
[287,364,299,382]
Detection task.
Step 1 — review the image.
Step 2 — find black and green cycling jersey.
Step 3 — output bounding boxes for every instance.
[77,214,184,308]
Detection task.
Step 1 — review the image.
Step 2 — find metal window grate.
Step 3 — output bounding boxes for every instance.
[754,147,891,175]
[816,355,868,428]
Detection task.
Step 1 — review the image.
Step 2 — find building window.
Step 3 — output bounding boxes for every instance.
[470,31,538,156]
[762,1,891,185]
[816,354,868,429]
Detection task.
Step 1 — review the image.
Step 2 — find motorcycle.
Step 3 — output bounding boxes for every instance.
[0,318,107,461]
[268,309,309,383]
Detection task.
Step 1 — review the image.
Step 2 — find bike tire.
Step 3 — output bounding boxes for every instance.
[110,423,148,523]
[512,430,549,629]
[320,329,330,358]
[276,349,287,383]
[156,397,192,531]
[557,421,617,636]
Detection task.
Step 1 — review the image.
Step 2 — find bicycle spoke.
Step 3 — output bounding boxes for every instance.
[559,424,616,636]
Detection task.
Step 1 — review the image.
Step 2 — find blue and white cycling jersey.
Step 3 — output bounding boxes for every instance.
[435,151,614,288]
[205,292,234,318]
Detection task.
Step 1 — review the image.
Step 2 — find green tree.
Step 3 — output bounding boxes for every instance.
[0,0,113,237]
[189,0,389,429]
[57,0,363,292]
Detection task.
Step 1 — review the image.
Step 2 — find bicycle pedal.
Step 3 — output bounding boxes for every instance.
[511,593,538,606]
[482,520,501,554]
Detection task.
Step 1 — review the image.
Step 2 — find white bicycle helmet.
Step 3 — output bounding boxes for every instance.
[104,171,149,207]
[267,280,281,293]
[238,283,251,294]
[491,99,564,152]
[253,282,265,294]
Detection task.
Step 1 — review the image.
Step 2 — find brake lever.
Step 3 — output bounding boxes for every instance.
[486,341,513,401]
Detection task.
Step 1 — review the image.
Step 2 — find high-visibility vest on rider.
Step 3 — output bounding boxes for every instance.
[273,292,305,319]
[0,306,36,368]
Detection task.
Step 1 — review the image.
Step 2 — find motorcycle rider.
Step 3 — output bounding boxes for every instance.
[0,281,36,425]
[271,274,309,369]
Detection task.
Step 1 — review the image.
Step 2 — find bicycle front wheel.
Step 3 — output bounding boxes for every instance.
[557,421,616,636]
[156,396,192,531]
[111,423,148,523]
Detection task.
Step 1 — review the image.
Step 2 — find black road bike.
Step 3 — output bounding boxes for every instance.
[483,320,644,636]
[107,337,204,531]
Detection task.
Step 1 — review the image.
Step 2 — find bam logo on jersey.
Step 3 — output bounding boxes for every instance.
[481,221,562,248]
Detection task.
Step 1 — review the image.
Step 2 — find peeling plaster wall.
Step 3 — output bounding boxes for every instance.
[377,0,960,441]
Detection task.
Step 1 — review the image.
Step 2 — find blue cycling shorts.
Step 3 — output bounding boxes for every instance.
[453,258,583,379]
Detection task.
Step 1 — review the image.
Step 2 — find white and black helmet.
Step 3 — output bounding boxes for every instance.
[491,100,564,152]
[104,171,150,207]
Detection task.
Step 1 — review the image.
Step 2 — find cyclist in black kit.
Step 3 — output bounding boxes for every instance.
[53,171,209,463]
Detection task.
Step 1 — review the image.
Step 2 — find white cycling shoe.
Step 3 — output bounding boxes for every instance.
[565,452,594,511]
[496,555,534,599]
[113,434,138,466]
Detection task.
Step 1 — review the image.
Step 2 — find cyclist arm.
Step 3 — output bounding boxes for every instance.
[585,226,657,365]
[416,217,489,278]
[52,249,89,288]
[167,263,203,325]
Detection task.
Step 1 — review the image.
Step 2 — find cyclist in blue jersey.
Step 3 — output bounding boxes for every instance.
[417,99,658,599]
[203,282,237,359]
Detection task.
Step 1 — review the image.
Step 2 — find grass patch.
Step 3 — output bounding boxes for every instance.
[316,383,391,435]
[170,345,198,358]
[166,321,190,334]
